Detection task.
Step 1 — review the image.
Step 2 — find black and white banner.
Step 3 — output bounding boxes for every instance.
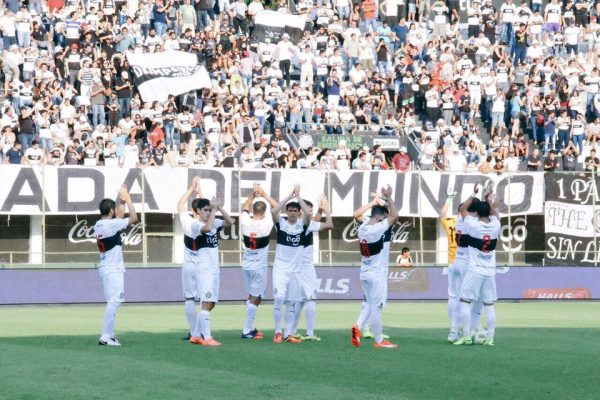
[252,11,305,44]
[545,173,600,265]
[0,166,544,217]
[127,50,211,103]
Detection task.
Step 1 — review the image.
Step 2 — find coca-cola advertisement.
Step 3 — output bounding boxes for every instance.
[45,214,158,265]
[321,217,438,266]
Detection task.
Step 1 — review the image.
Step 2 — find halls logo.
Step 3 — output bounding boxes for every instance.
[387,267,428,292]
[316,278,350,295]
[68,219,143,246]
[342,220,411,243]
[523,288,591,299]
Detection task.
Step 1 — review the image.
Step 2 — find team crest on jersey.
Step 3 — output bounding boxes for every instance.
[205,292,212,298]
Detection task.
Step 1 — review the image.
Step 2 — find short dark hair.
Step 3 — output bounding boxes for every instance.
[478,201,491,218]
[467,198,481,213]
[303,199,313,208]
[371,205,389,217]
[99,198,116,216]
[192,198,210,212]
[401,247,410,254]
[253,200,267,215]
[286,202,301,211]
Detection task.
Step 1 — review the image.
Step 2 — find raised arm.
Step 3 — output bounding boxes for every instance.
[178,176,201,214]
[118,185,137,225]
[318,195,333,231]
[458,182,482,217]
[217,202,234,227]
[353,194,382,223]
[255,183,278,209]
[271,185,298,220]
[242,191,255,213]
[296,189,313,226]
[439,190,457,221]
[381,185,397,226]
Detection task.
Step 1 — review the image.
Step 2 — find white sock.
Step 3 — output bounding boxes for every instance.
[291,301,306,335]
[243,301,258,334]
[459,301,472,338]
[184,300,196,333]
[305,300,316,337]
[370,305,383,343]
[356,301,371,329]
[283,302,296,338]
[192,309,204,338]
[101,302,120,339]
[273,297,284,334]
[485,305,496,339]
[471,300,483,332]
[200,310,211,339]
[448,297,460,336]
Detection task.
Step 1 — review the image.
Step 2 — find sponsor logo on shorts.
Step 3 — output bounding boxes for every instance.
[205,292,212,299]
[119,292,125,299]
[523,288,591,299]
[387,267,429,292]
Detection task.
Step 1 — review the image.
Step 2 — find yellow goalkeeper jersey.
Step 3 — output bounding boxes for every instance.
[441,217,458,264]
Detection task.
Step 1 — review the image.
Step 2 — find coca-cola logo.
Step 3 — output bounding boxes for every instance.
[500,217,527,252]
[342,221,411,243]
[68,219,143,246]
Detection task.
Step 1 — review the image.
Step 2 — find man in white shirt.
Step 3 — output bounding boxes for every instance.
[275,33,295,87]
[94,186,137,346]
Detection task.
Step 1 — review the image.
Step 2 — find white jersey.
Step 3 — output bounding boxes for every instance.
[302,221,322,268]
[358,219,390,280]
[454,215,470,261]
[195,218,225,272]
[362,215,392,270]
[241,211,273,271]
[273,217,306,273]
[180,213,202,269]
[95,217,130,273]
[464,215,501,277]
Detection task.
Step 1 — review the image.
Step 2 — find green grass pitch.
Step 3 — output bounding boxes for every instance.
[0,301,599,400]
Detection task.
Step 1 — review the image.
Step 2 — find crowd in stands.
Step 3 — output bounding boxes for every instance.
[2,0,600,171]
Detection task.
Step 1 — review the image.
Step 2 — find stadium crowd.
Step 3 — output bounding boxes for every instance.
[2,0,600,172]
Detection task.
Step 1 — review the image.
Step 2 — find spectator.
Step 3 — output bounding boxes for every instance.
[526,148,542,171]
[584,149,600,171]
[391,146,411,172]
[4,142,23,164]
[396,247,413,267]
[544,151,559,171]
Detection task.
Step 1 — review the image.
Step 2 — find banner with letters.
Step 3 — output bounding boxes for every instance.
[127,50,212,103]
[545,173,600,265]
[252,11,305,44]
[0,166,544,217]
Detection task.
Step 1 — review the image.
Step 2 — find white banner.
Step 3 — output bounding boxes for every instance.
[0,166,544,216]
[127,50,211,103]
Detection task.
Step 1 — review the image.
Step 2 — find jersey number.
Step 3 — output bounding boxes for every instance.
[97,235,106,253]
[481,234,491,253]
[249,233,257,250]
[359,240,371,257]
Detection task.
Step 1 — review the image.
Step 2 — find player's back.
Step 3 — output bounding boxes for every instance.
[180,213,203,269]
[240,211,273,270]
[95,217,129,271]
[358,219,389,280]
[464,215,501,276]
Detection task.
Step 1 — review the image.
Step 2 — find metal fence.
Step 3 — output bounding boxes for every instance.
[0,168,597,268]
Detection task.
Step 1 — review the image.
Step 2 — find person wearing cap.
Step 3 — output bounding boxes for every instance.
[391,146,411,172]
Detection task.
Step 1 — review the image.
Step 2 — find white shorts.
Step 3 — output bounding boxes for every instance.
[102,272,124,304]
[182,267,198,300]
[448,257,469,298]
[460,270,497,304]
[295,266,318,301]
[243,267,268,298]
[196,271,220,303]
[273,267,301,302]
[361,276,387,307]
